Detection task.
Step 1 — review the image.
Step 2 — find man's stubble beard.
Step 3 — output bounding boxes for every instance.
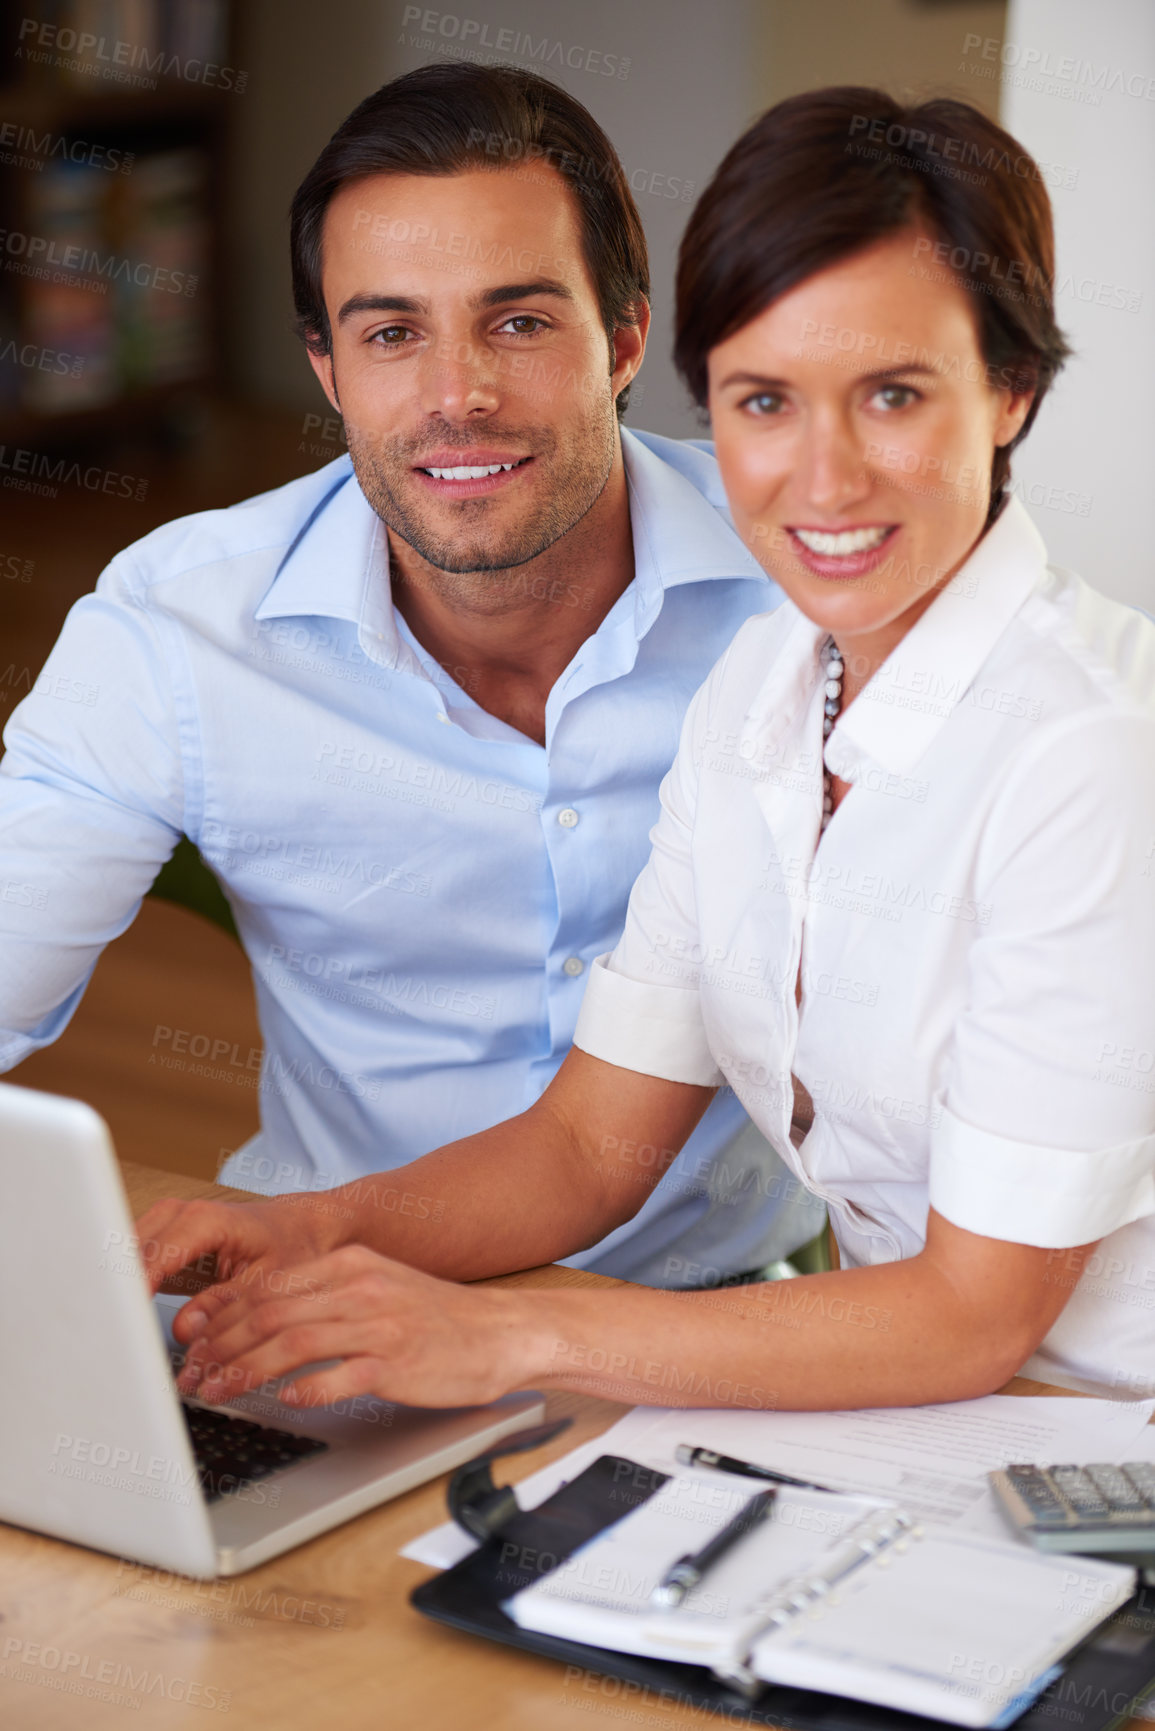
[343,392,617,604]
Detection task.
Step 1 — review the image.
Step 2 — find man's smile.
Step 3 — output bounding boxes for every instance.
[412,452,535,499]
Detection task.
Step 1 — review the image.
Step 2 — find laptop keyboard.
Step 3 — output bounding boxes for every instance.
[180,1402,328,1503]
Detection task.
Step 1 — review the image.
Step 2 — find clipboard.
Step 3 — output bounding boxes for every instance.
[409,1423,1155,1731]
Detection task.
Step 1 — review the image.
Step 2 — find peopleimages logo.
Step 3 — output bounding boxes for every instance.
[0,120,134,174]
[15,16,248,93]
[398,7,631,78]
[0,226,197,295]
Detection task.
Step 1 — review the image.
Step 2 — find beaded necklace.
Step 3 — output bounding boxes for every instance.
[820,636,844,833]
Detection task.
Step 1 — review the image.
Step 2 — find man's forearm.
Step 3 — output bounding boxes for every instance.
[318,1100,630,1279]
[308,1053,715,1280]
[138,1054,715,1297]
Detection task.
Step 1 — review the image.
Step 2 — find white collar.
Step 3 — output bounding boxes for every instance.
[744,498,1049,781]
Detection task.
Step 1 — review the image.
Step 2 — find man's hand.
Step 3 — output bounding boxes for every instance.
[134,1192,350,1340]
[174,1245,539,1410]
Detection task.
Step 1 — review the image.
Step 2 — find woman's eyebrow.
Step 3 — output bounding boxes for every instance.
[717,363,942,389]
[860,364,942,382]
[716,370,790,391]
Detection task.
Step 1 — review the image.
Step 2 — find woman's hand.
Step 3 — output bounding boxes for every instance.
[174,1245,540,1410]
[134,1191,350,1329]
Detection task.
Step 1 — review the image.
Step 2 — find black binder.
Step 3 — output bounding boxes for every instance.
[410,1422,1155,1731]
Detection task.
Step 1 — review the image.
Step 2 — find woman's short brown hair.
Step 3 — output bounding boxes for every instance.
[675,87,1071,514]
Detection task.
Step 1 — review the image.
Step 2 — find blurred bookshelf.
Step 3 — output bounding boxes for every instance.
[0,0,237,444]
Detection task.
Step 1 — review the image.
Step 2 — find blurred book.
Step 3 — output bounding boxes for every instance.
[116,147,209,387]
[18,144,210,411]
[20,158,118,411]
[55,0,227,90]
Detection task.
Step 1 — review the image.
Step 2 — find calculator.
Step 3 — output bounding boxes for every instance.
[990,1462,1155,1566]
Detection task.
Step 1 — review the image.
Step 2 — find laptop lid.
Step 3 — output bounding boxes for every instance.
[0,1081,218,1578]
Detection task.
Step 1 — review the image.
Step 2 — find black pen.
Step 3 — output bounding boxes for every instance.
[651,1485,777,1610]
[676,1442,834,1495]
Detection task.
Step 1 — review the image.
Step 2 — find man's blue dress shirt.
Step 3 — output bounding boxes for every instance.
[0,428,826,1282]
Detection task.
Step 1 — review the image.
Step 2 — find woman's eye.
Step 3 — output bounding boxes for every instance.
[741,391,785,416]
[497,315,546,336]
[873,384,919,410]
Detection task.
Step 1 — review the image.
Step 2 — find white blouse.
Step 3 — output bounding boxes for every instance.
[575,498,1155,1394]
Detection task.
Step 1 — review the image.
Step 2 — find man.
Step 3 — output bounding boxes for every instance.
[0,63,822,1283]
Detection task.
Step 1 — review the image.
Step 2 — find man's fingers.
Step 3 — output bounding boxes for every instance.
[135,1199,234,1294]
[135,1200,195,1292]
[135,1198,282,1296]
[134,1198,184,1243]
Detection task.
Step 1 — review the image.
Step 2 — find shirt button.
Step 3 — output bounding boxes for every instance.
[563,956,585,977]
[557,807,580,828]
[436,712,451,724]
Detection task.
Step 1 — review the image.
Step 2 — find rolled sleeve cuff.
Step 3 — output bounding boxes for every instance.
[573,954,723,1087]
[929,1103,1155,1247]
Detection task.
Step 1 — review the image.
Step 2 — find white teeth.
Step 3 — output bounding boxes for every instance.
[425,461,519,479]
[793,525,891,556]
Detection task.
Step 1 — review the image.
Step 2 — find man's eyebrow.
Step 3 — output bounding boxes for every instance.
[337,292,427,324]
[336,281,575,327]
[717,364,942,389]
[472,279,575,310]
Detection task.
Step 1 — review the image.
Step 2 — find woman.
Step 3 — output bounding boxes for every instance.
[144,89,1155,1413]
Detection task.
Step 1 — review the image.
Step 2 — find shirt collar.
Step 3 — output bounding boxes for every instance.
[826,497,1049,780]
[620,428,769,630]
[254,460,424,675]
[253,434,769,669]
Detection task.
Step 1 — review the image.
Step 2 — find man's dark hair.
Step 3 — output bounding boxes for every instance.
[290,63,650,417]
[675,88,1071,522]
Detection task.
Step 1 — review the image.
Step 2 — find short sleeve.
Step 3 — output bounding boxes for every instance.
[574,672,722,1087]
[929,709,1155,1246]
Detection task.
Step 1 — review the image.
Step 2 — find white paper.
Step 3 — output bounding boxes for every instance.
[504,1475,1135,1729]
[618,1397,1155,1540]
[506,1478,890,1659]
[402,1393,1155,1566]
[748,1532,1134,1728]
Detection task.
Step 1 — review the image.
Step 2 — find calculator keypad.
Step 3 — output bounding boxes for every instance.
[1003,1463,1155,1530]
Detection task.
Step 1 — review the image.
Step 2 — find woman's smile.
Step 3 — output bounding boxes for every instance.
[787,522,900,578]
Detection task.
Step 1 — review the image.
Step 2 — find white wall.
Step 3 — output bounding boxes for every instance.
[757,0,1005,117]
[1001,0,1155,607]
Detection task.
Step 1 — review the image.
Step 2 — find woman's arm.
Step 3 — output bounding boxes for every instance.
[136,1050,714,1296]
[172,1203,1096,1411]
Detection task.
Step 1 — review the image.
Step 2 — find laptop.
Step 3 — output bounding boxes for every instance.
[0,1080,544,1577]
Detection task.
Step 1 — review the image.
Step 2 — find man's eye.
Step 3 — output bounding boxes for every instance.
[372,325,412,346]
[497,315,547,336]
[873,384,919,410]
[741,391,785,416]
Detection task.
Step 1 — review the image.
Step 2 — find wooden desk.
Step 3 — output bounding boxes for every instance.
[0,1164,1148,1731]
